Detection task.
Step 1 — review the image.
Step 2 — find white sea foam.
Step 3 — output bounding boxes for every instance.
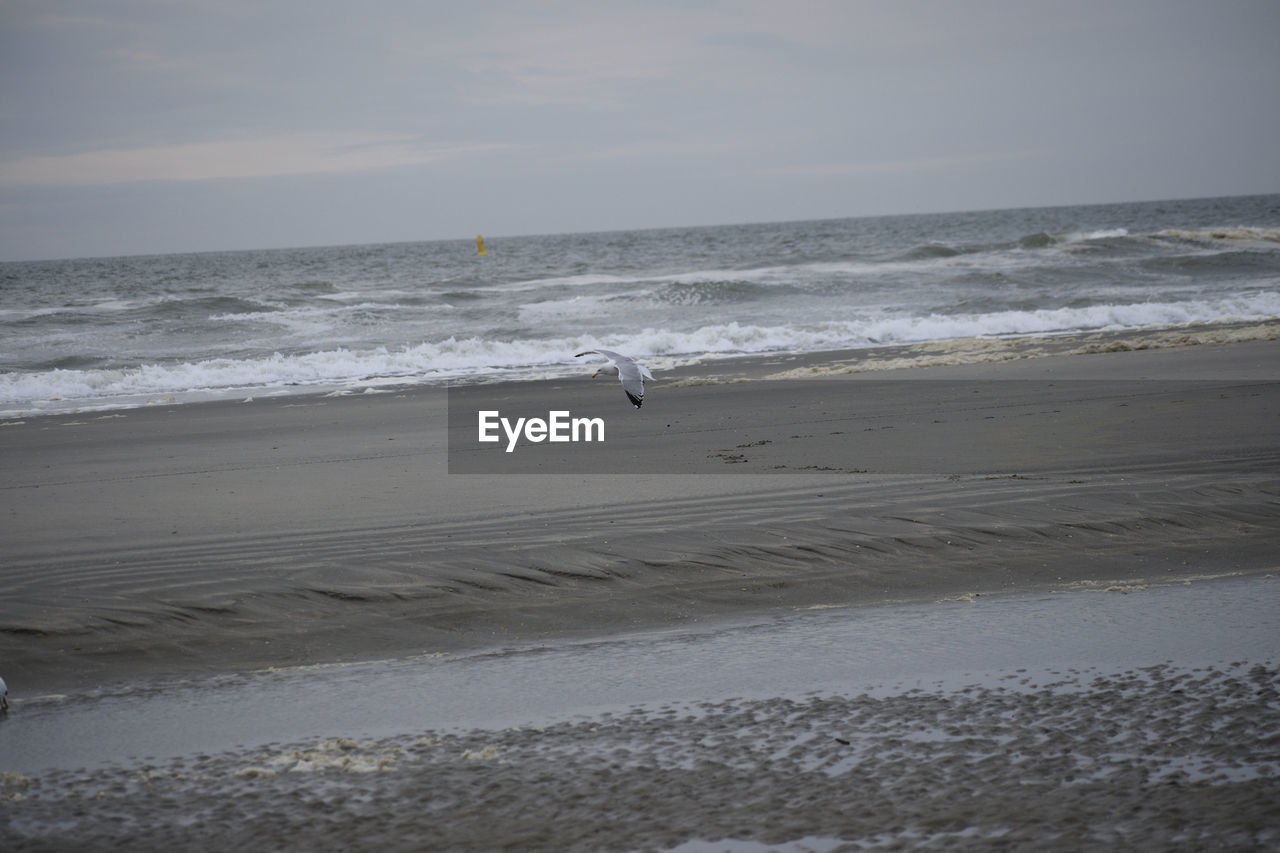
[5,198,1278,416]
[517,293,628,323]
[477,272,644,293]
[1072,228,1130,241]
[1158,226,1280,244]
[4,292,1278,416]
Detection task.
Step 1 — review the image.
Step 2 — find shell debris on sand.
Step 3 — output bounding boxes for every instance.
[4,662,1277,851]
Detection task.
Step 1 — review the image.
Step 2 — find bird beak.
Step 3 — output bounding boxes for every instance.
[590,371,599,378]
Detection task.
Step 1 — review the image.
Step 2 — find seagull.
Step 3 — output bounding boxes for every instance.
[1,675,8,712]
[575,349,654,408]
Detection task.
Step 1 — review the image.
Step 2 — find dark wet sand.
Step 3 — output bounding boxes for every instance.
[2,334,1279,693]
[2,660,1276,852]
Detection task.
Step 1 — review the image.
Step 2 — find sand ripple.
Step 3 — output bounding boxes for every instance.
[5,662,1278,851]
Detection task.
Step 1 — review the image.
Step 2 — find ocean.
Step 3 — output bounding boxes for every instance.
[2,193,1278,417]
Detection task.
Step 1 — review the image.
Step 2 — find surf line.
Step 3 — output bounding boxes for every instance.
[478,410,604,452]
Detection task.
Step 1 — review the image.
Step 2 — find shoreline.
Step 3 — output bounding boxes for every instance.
[1,331,1278,694]
[4,317,1278,421]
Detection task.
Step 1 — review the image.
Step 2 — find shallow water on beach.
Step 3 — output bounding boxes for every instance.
[3,573,1275,775]
[3,574,1277,851]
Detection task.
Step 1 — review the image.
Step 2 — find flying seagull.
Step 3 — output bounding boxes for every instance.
[575,349,654,408]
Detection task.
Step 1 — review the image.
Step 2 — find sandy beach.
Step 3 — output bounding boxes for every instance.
[3,330,1277,691]
[2,331,1279,849]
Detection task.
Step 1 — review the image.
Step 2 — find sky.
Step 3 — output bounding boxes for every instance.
[1,0,1278,261]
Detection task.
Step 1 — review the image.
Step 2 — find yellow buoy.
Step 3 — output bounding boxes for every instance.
[477,235,487,256]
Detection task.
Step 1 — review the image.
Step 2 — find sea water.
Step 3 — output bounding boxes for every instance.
[1,574,1275,774]
[2,194,1278,416]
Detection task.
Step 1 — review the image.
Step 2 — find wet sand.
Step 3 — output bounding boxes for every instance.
[2,578,1278,851]
[1,331,1278,692]
[1,330,1279,850]
[8,665,1279,852]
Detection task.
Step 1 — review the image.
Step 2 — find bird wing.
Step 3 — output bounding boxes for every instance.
[615,359,646,407]
[578,348,622,361]
[581,349,626,362]
[575,350,649,407]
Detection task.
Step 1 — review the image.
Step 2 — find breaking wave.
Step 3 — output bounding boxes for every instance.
[5,291,1278,416]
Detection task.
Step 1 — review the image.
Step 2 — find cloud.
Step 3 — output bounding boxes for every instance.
[403,1,857,107]
[423,1,1073,109]
[752,150,1041,178]
[0,133,510,188]
[578,136,771,162]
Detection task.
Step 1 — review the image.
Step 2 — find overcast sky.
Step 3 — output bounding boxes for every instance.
[2,0,1278,261]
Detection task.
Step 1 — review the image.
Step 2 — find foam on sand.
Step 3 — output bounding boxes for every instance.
[764,320,1280,378]
[5,658,1277,850]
